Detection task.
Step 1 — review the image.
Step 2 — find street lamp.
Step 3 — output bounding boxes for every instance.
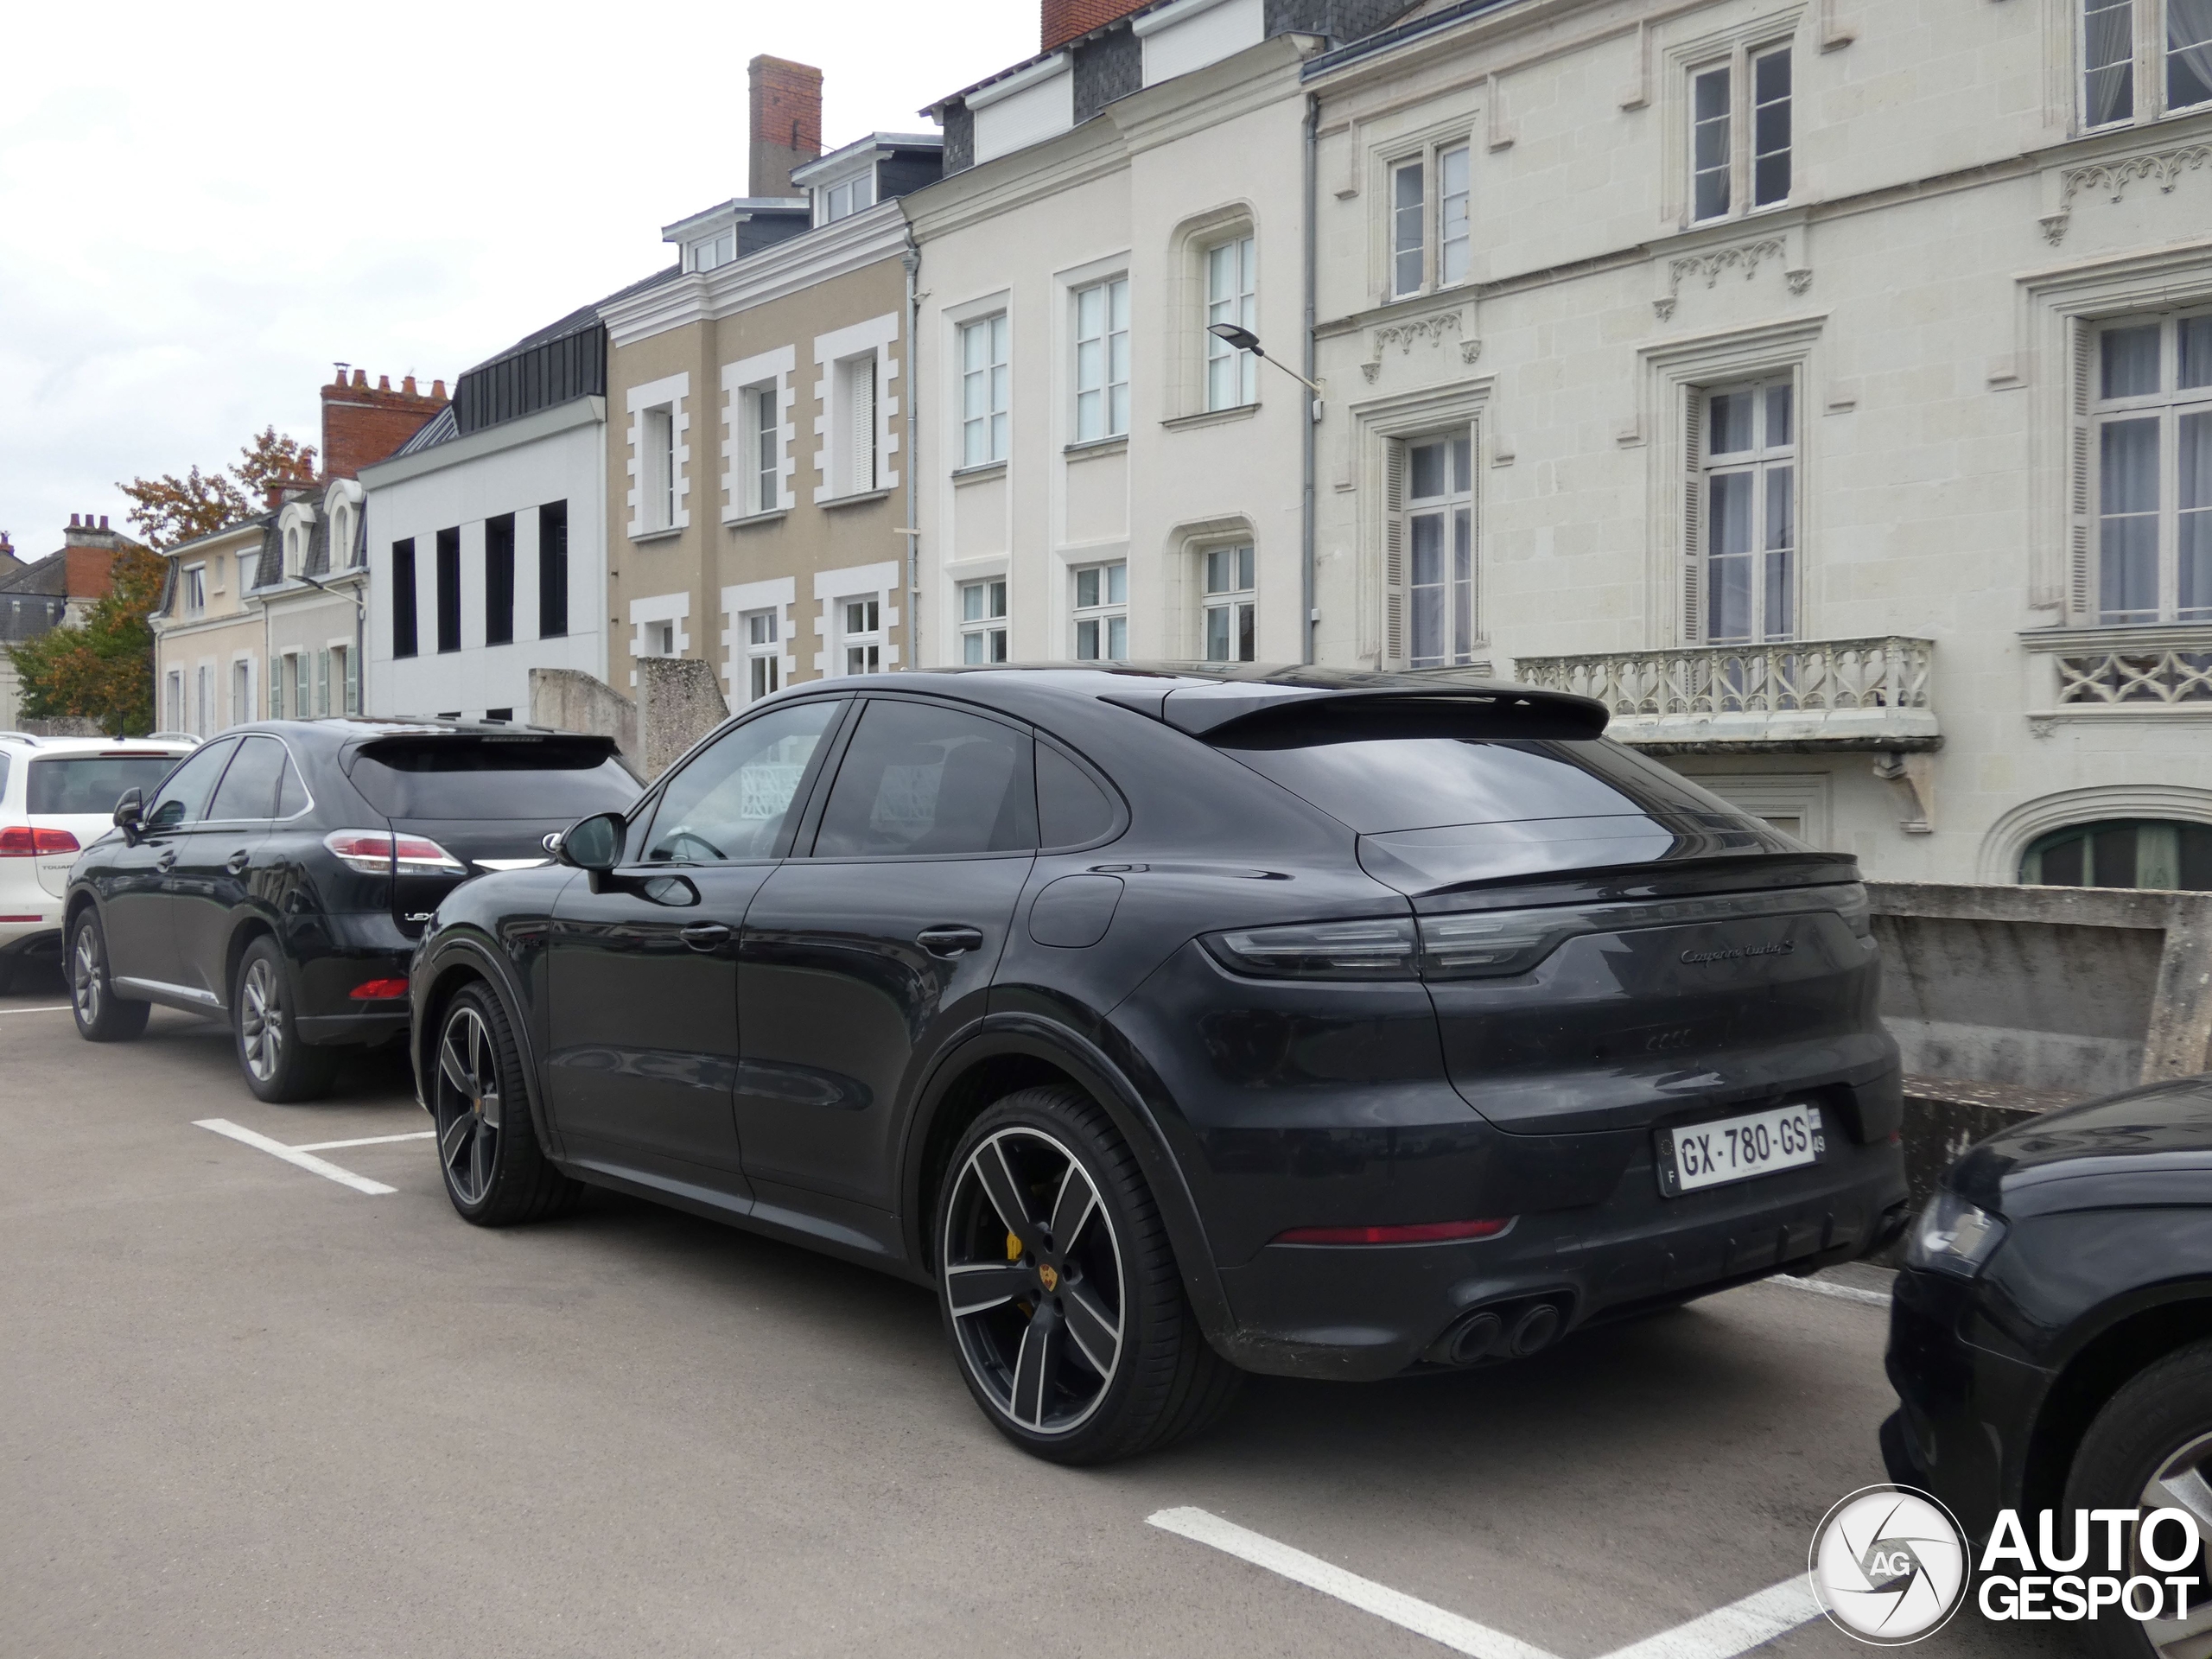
[1207,323,1324,421]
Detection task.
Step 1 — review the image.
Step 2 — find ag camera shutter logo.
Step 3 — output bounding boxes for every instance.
[1809,1484,1971,1644]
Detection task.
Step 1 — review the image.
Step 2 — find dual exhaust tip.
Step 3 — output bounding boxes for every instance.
[1433,1299,1566,1367]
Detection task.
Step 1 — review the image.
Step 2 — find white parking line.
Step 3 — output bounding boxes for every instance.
[0,1004,72,1014]
[193,1119,397,1196]
[1147,1507,1553,1659]
[1770,1273,1891,1308]
[290,1131,435,1153]
[1147,1508,1825,1659]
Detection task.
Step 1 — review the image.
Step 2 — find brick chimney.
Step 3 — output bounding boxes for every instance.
[60,513,123,599]
[1041,0,1149,51]
[748,55,823,197]
[321,365,448,480]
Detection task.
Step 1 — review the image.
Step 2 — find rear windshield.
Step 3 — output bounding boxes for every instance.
[29,754,184,817]
[1211,704,1769,836]
[347,737,639,821]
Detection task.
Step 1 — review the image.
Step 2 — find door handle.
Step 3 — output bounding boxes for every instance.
[226,850,251,875]
[679,922,732,952]
[916,924,985,957]
[155,851,176,873]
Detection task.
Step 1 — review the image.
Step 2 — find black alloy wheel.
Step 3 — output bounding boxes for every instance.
[2067,1338,2212,1659]
[69,912,148,1042]
[232,936,334,1103]
[937,1086,1240,1464]
[430,982,578,1226]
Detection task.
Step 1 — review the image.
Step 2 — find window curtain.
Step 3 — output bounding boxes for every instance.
[2172,0,2212,105]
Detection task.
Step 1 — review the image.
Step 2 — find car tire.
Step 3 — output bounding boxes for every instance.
[232,935,335,1103]
[69,912,149,1042]
[2063,1337,2212,1659]
[936,1084,1242,1465]
[429,982,580,1226]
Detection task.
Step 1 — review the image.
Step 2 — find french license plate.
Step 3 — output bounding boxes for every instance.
[1656,1102,1825,1197]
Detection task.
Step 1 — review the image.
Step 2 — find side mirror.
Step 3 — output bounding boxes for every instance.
[556,811,625,874]
[113,787,144,846]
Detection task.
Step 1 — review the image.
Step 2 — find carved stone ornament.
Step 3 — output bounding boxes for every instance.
[2043,143,2212,244]
[1459,339,1483,365]
[1372,312,1464,357]
[1653,238,1792,321]
[2029,715,2057,739]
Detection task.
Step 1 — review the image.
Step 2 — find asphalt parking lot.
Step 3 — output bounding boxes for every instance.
[0,973,2073,1659]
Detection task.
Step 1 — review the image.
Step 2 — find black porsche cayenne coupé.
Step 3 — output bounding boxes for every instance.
[409,667,1910,1462]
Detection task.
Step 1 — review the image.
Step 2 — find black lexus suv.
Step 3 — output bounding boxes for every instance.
[65,719,638,1100]
[409,667,1910,1463]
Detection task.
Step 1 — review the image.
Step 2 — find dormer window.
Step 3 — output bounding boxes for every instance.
[819,169,875,226]
[689,229,738,273]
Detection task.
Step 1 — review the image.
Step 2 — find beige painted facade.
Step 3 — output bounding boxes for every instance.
[149,521,268,737]
[601,205,914,710]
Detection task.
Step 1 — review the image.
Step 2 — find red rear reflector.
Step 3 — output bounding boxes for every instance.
[0,826,80,855]
[0,914,43,923]
[1274,1218,1514,1246]
[349,978,410,1001]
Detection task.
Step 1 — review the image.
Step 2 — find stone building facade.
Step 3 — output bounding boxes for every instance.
[1296,0,2212,887]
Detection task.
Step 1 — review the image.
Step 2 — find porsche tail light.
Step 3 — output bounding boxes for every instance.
[1273,1218,1514,1246]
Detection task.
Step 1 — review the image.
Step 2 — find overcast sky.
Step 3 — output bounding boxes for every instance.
[0,0,1037,555]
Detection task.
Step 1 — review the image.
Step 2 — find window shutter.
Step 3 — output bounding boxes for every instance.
[2067,318,2094,622]
[1383,440,1406,665]
[848,356,876,493]
[1681,387,1705,644]
[315,650,330,717]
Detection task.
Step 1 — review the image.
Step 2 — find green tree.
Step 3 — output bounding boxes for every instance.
[6,543,168,735]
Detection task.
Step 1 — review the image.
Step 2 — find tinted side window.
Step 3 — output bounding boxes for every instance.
[207,736,287,822]
[643,699,841,863]
[814,700,1037,859]
[0,753,10,801]
[275,749,311,818]
[144,740,238,830]
[1037,743,1118,848]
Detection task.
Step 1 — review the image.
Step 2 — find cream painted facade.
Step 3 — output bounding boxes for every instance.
[149,520,268,738]
[1298,0,2212,884]
[909,32,1318,674]
[601,201,915,709]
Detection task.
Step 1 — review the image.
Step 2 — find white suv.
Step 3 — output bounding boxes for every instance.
[0,734,196,992]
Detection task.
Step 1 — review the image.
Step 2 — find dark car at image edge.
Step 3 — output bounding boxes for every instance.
[1884,1077,2212,1659]
[406,665,1912,1462]
[61,718,639,1100]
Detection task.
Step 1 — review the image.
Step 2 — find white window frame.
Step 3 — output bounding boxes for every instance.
[812,314,900,504]
[960,313,1010,467]
[1401,431,1479,670]
[820,170,875,225]
[721,575,797,702]
[721,346,795,522]
[811,561,900,677]
[1687,41,1793,226]
[1387,143,1472,302]
[165,670,183,732]
[1694,373,1800,645]
[1072,278,1129,442]
[744,610,783,699]
[959,578,1009,664]
[2082,0,2212,130]
[2088,309,2212,625]
[839,595,883,676]
[1204,234,1257,411]
[688,228,738,273]
[229,655,254,729]
[626,591,691,688]
[182,563,207,618]
[1198,543,1256,664]
[1071,561,1128,662]
[625,372,691,538]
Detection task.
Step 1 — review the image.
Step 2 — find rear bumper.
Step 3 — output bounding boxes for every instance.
[289,912,415,1045]
[0,925,62,961]
[1210,1131,1909,1381]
